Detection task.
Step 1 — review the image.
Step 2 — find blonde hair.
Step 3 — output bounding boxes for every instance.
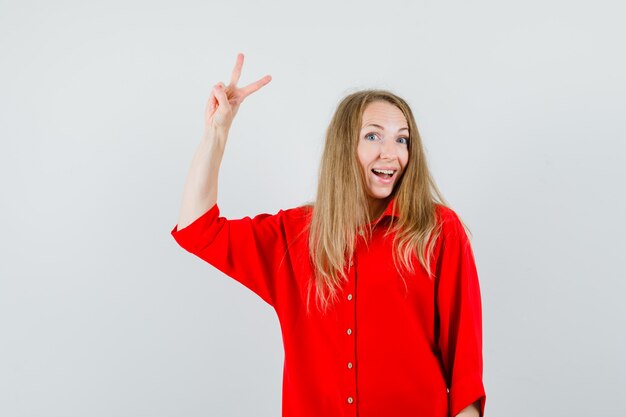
[306,89,452,314]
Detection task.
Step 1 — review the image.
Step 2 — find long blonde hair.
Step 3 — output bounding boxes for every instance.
[307,90,451,314]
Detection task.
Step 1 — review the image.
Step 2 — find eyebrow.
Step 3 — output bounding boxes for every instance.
[362,123,409,132]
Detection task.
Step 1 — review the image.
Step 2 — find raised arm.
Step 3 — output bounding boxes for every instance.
[176,53,272,229]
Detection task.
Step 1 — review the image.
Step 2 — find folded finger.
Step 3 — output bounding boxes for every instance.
[208,95,217,114]
[213,83,230,109]
[205,86,218,116]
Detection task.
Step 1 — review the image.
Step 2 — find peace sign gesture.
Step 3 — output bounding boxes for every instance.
[205,53,272,132]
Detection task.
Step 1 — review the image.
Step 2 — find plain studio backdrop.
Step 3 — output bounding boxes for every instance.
[1,0,624,416]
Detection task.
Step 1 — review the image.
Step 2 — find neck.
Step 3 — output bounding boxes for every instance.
[367,196,391,221]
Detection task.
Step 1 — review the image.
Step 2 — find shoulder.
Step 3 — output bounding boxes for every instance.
[280,204,313,220]
[435,204,461,226]
[434,204,469,241]
[264,204,313,230]
[247,204,312,219]
[283,204,313,216]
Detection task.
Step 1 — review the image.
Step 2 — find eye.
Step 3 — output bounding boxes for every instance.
[397,137,409,145]
[365,133,379,141]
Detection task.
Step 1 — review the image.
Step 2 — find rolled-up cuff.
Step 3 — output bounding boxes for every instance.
[170,203,220,252]
[449,374,486,417]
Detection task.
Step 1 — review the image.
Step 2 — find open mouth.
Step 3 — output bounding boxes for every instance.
[371,168,396,179]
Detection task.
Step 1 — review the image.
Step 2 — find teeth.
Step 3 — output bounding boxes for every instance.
[373,169,395,175]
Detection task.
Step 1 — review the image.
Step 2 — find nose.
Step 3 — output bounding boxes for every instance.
[379,139,398,160]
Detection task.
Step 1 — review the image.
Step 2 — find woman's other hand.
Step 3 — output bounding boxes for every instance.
[204,52,272,133]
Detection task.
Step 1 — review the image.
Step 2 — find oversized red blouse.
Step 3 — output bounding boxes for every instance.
[171,199,486,417]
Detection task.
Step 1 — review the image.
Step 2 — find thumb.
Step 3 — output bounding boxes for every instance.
[213,84,231,111]
[212,84,235,127]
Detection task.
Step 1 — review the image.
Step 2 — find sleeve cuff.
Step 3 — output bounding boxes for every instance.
[170,203,220,253]
[449,374,486,417]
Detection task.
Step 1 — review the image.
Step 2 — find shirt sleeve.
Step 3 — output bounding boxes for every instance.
[170,203,290,308]
[435,211,486,417]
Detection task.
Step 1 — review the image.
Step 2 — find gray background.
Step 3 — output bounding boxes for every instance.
[1,0,625,416]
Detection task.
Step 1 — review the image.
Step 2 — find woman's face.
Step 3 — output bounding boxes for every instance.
[357,100,410,204]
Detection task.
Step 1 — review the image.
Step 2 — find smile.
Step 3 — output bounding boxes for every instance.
[371,168,397,179]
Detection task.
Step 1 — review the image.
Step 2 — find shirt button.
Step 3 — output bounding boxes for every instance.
[347,328,352,335]
[347,362,353,369]
[347,396,354,404]
[358,229,364,236]
[349,260,354,267]
[347,294,353,301]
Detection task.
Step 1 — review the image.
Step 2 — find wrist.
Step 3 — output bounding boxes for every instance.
[202,124,229,145]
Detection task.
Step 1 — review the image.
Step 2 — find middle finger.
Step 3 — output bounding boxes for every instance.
[240,75,272,98]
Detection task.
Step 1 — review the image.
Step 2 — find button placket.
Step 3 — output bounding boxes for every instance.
[345,256,357,409]
[345,268,355,337]
[342,241,362,410]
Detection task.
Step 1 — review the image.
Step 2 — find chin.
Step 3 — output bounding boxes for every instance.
[367,187,394,200]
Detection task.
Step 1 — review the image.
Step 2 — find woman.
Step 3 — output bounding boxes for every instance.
[171,53,486,417]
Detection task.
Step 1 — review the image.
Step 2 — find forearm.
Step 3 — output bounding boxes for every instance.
[454,400,480,417]
[176,126,228,230]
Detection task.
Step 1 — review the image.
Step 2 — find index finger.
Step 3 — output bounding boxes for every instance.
[229,53,244,87]
[239,74,272,98]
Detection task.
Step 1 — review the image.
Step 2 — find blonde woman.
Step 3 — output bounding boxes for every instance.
[171,53,486,417]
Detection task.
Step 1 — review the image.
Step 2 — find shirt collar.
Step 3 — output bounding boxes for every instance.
[374,197,400,224]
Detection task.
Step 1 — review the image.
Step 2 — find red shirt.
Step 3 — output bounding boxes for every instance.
[171,199,486,417]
